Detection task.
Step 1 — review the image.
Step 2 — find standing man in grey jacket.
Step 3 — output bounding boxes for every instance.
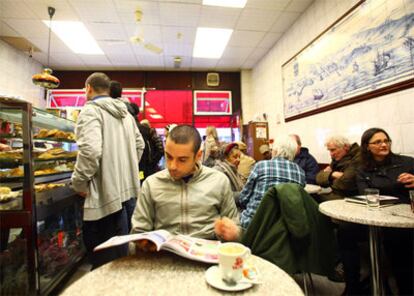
[72,72,145,269]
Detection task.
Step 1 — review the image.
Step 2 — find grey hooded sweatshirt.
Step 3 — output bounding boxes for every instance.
[72,96,145,221]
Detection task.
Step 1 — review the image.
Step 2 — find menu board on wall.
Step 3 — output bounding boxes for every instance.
[193,91,232,115]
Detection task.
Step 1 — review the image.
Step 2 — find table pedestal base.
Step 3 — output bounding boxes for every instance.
[369,226,383,296]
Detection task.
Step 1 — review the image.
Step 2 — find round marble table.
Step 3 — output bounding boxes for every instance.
[61,252,304,296]
[319,200,414,296]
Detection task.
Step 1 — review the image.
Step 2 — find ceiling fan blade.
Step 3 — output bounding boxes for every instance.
[144,42,163,54]
[130,36,144,44]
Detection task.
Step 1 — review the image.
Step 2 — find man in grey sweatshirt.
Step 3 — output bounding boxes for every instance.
[72,72,145,269]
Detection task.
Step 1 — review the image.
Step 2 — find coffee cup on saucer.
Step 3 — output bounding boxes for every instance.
[218,242,250,284]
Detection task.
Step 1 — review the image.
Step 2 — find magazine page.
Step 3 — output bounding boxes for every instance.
[93,229,173,252]
[160,235,220,263]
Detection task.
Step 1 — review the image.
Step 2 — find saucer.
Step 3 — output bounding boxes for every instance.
[205,266,253,292]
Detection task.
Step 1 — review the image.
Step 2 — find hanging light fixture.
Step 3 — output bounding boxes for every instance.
[32,6,60,89]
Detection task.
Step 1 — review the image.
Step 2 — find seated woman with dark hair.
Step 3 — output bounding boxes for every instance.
[213,143,245,206]
[339,127,414,295]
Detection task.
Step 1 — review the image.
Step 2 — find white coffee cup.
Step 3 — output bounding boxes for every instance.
[218,242,250,283]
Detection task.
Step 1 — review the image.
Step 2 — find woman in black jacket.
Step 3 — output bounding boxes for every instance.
[357,127,414,201]
[340,128,413,295]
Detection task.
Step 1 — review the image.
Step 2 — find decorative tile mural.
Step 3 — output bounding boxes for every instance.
[283,0,414,120]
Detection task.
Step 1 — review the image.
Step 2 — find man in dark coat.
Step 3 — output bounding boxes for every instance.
[291,134,320,184]
[109,81,164,182]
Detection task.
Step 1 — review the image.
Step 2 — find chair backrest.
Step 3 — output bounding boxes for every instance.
[241,183,337,277]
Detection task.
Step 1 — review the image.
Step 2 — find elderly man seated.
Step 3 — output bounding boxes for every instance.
[316,135,360,202]
[238,135,306,229]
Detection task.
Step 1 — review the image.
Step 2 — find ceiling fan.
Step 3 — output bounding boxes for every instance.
[130,8,163,54]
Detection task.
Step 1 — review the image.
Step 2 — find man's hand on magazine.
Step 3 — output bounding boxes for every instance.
[214,217,240,241]
[135,239,157,253]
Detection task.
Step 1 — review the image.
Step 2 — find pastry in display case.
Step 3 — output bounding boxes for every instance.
[0,96,85,295]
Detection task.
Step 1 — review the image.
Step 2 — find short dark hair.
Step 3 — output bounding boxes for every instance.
[86,72,110,94]
[109,80,122,98]
[360,127,393,169]
[129,102,140,117]
[168,125,201,154]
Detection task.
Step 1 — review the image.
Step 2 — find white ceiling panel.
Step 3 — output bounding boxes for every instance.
[113,0,160,15]
[228,30,266,47]
[3,19,49,39]
[124,24,163,44]
[159,3,201,27]
[236,8,280,31]
[23,0,80,21]
[257,32,283,49]
[191,57,218,69]
[99,42,133,54]
[217,57,248,67]
[246,0,290,10]
[246,47,269,61]
[80,55,111,66]
[285,0,313,13]
[161,26,196,44]
[198,6,241,28]
[1,1,38,19]
[0,0,313,70]
[107,53,137,65]
[88,23,127,40]
[71,1,120,23]
[270,11,300,33]
[163,55,191,69]
[29,36,71,54]
[50,52,86,65]
[163,43,193,56]
[0,21,19,37]
[160,0,200,4]
[221,46,254,60]
[136,55,164,67]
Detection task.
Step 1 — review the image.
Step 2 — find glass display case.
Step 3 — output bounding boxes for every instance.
[0,96,85,295]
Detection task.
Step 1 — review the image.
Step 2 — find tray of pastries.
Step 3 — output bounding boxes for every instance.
[34,129,76,141]
[0,150,23,160]
[0,186,21,203]
[34,183,66,192]
[36,148,78,160]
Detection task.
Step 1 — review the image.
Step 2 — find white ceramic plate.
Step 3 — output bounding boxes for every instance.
[205,265,253,292]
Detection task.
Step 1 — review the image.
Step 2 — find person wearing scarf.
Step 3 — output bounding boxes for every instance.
[213,143,245,206]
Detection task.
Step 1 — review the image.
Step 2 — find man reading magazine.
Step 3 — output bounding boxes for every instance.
[131,125,240,248]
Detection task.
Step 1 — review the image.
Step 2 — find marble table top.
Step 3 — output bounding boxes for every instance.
[319,200,414,228]
[61,253,303,296]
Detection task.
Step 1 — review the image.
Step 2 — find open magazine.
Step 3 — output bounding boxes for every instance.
[94,230,220,264]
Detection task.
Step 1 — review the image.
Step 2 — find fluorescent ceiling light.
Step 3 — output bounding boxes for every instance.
[193,27,233,59]
[43,21,103,55]
[203,0,247,8]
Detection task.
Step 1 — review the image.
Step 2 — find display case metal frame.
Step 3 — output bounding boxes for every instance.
[0,96,84,295]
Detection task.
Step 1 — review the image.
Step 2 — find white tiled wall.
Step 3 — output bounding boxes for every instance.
[0,40,45,108]
[242,0,414,163]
